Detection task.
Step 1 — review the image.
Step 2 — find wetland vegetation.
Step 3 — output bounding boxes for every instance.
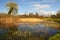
[0,1,60,40]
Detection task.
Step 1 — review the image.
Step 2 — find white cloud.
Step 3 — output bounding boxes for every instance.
[33,3,56,16]
[33,4,50,10]
[39,10,56,16]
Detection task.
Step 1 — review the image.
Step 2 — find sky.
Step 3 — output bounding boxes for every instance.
[0,0,60,15]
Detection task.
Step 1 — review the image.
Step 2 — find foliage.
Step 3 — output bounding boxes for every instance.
[48,30,60,40]
[50,15,56,18]
[50,10,60,18]
[6,2,18,14]
[56,10,60,18]
[0,27,47,40]
[29,13,34,17]
[35,12,39,18]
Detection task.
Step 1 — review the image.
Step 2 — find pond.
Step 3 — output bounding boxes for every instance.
[0,23,59,40]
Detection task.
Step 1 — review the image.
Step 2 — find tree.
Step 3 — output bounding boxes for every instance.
[56,10,60,18]
[24,12,28,17]
[29,13,34,17]
[50,15,56,18]
[6,2,18,14]
[35,12,39,18]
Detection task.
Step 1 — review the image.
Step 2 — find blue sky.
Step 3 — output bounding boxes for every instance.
[0,0,60,15]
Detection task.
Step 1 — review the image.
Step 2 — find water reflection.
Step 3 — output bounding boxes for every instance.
[0,23,58,40]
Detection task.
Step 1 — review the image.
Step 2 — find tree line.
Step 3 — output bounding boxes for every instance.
[5,2,60,18]
[50,11,60,18]
[19,11,60,18]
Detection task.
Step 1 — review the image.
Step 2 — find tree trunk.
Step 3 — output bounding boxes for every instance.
[8,8,13,14]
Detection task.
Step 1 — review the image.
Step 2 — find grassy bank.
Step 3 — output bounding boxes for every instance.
[44,18,60,23]
[0,14,60,29]
[0,14,44,27]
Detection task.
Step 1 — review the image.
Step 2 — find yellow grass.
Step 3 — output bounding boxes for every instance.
[0,17,44,25]
[0,15,60,29]
[19,18,44,23]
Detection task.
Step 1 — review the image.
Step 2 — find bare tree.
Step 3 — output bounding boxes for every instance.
[35,12,39,18]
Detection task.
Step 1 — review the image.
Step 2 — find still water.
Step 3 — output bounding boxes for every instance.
[0,23,58,40]
[18,23,57,35]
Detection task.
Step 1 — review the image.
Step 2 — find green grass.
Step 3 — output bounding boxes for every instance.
[44,18,60,23]
[48,30,60,40]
